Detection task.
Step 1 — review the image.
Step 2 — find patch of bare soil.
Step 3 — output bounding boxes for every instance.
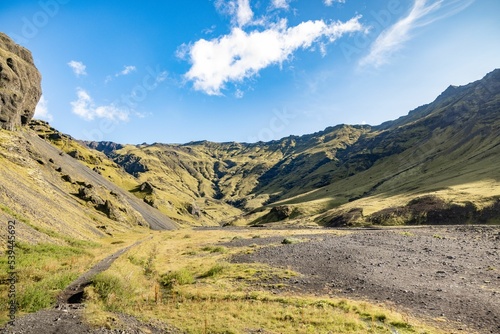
[231,226,500,334]
[1,238,182,334]
[1,305,179,334]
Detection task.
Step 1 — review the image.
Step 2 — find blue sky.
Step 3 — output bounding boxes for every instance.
[1,0,499,144]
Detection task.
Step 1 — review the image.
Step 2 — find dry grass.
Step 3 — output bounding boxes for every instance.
[0,223,150,325]
[83,228,446,334]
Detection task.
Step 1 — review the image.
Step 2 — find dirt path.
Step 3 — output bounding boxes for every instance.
[1,237,181,334]
[231,226,500,334]
[57,239,147,305]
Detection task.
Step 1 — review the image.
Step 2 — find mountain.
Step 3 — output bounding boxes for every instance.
[2,29,498,234]
[0,122,177,246]
[80,69,500,227]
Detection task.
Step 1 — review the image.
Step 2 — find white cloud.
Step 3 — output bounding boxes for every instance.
[67,60,87,77]
[324,0,345,6]
[184,16,363,95]
[215,0,254,27]
[272,0,290,9]
[360,0,474,68]
[105,65,137,83]
[70,88,129,122]
[34,95,53,122]
[234,89,244,98]
[155,70,169,84]
[117,65,136,76]
[236,0,253,26]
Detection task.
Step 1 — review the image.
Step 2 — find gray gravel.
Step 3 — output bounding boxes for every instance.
[231,226,500,334]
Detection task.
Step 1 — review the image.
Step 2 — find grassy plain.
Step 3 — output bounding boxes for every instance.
[81,229,446,334]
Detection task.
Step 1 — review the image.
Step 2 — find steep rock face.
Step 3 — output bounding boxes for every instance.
[0,32,42,130]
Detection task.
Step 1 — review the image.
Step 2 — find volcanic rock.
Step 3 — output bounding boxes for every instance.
[0,33,42,130]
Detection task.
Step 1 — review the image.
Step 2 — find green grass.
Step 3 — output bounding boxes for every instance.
[201,245,228,253]
[88,273,135,312]
[281,237,302,244]
[80,230,446,334]
[92,273,127,300]
[160,268,195,288]
[15,242,87,260]
[200,263,226,278]
[17,272,78,312]
[0,241,96,325]
[0,204,30,224]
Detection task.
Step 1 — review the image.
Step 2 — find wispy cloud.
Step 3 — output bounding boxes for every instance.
[105,65,137,83]
[272,0,290,10]
[68,60,87,77]
[34,95,53,122]
[117,65,136,76]
[234,89,244,99]
[324,0,346,6]
[360,0,474,68]
[70,88,129,122]
[182,9,364,95]
[215,0,254,27]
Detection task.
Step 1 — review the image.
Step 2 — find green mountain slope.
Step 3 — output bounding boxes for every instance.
[86,69,500,227]
[0,124,177,246]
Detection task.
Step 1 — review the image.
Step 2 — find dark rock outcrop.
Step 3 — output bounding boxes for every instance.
[77,185,105,206]
[326,208,364,227]
[139,181,155,194]
[0,33,42,130]
[367,195,493,225]
[97,200,121,221]
[84,141,124,155]
[258,205,293,223]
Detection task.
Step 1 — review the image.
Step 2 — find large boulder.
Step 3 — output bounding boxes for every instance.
[0,33,42,130]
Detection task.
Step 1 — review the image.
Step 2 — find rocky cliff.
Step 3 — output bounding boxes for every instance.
[0,32,42,130]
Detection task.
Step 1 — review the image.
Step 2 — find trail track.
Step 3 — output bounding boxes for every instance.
[1,237,180,334]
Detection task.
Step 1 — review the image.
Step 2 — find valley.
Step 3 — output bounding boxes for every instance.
[1,31,499,334]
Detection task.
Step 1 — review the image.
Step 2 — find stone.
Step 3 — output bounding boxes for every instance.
[139,181,155,194]
[97,200,120,221]
[77,186,104,206]
[61,174,73,183]
[0,33,42,130]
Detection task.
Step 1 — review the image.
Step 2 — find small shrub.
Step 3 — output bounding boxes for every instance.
[201,246,227,253]
[66,238,100,248]
[183,250,198,256]
[281,237,301,245]
[390,320,413,330]
[144,245,157,277]
[200,264,226,278]
[17,285,53,312]
[160,268,195,288]
[92,273,126,301]
[128,255,144,267]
